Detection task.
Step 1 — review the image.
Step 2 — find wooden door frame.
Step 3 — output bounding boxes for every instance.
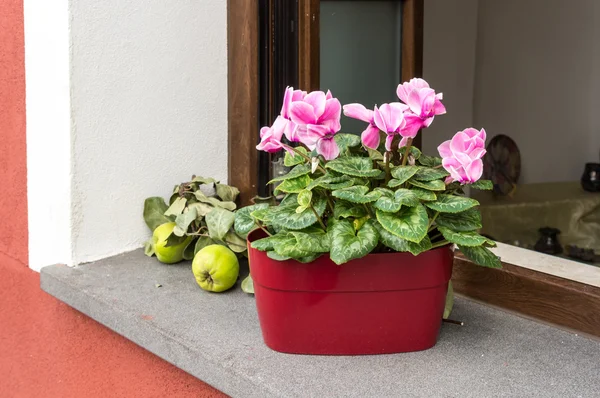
[228,0,424,205]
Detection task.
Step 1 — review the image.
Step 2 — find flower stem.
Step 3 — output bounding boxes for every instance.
[428,211,440,232]
[309,204,327,230]
[254,220,272,236]
[282,144,326,173]
[401,138,414,166]
[326,194,335,214]
[384,151,392,184]
[431,239,450,249]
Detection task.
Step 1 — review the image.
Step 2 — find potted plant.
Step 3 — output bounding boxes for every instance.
[234,79,500,355]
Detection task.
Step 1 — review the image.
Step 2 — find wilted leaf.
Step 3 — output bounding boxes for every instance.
[225,230,247,253]
[194,236,215,255]
[205,207,236,240]
[443,281,454,319]
[188,202,214,217]
[216,183,240,202]
[144,239,155,257]
[143,197,172,232]
[192,176,217,184]
[194,191,236,211]
[164,197,187,217]
[241,274,254,294]
[173,207,197,237]
[164,232,188,248]
[183,237,197,260]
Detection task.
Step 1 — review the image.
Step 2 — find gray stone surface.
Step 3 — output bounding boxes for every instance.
[41,249,600,398]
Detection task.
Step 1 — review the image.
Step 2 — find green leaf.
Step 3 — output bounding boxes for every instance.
[188,202,214,217]
[296,254,322,263]
[334,133,361,153]
[173,207,198,236]
[393,188,420,207]
[143,197,172,232]
[284,146,308,167]
[183,238,196,260]
[306,175,355,191]
[274,174,312,194]
[329,219,379,265]
[412,188,437,201]
[390,166,420,184]
[225,230,247,253]
[366,147,384,161]
[332,185,382,204]
[250,207,273,224]
[435,208,482,231]
[164,232,188,248]
[398,145,422,160]
[424,194,480,213]
[373,188,401,212]
[325,157,381,178]
[270,196,327,230]
[418,155,443,167]
[164,197,187,217]
[290,231,330,253]
[443,281,454,319]
[272,233,314,258]
[194,236,214,255]
[279,193,298,206]
[215,183,240,202]
[333,200,368,219]
[297,189,312,207]
[459,245,502,268]
[374,221,432,255]
[241,274,254,294]
[387,179,403,188]
[376,204,429,243]
[251,235,279,251]
[267,251,291,261]
[143,239,155,257]
[438,227,488,246]
[413,167,450,181]
[269,164,311,183]
[408,179,446,191]
[205,207,236,240]
[470,179,493,190]
[234,203,269,239]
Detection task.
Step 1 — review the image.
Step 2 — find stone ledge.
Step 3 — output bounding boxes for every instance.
[41,250,600,398]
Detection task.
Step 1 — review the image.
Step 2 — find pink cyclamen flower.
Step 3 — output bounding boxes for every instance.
[396,78,446,138]
[343,103,380,149]
[438,128,487,184]
[289,90,342,138]
[302,124,339,160]
[256,116,288,153]
[373,103,408,151]
[280,87,307,142]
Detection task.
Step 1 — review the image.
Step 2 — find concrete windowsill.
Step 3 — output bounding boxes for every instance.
[40,250,600,397]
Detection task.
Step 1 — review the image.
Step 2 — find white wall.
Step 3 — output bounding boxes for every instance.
[25,0,73,271]
[422,0,479,157]
[473,0,600,183]
[25,0,228,270]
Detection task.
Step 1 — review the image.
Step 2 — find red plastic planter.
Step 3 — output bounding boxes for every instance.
[247,230,454,355]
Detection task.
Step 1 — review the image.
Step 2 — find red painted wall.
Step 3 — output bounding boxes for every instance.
[0,2,226,396]
[0,0,28,266]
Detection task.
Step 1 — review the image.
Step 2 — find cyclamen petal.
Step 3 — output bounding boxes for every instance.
[439,128,487,184]
[303,91,327,120]
[289,101,317,125]
[437,140,452,158]
[316,137,340,160]
[319,98,342,132]
[361,125,381,149]
[343,103,374,123]
[464,159,484,183]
